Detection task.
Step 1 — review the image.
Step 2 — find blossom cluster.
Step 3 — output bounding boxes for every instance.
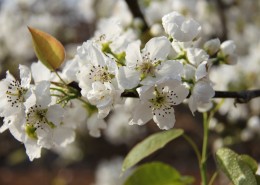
[0,11,239,161]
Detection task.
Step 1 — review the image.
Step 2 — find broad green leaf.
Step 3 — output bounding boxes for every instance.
[122,129,183,172]
[239,155,258,173]
[255,175,260,184]
[28,27,65,70]
[216,148,257,185]
[124,162,194,185]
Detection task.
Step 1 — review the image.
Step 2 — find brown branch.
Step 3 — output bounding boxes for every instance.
[214,90,260,104]
[216,0,228,41]
[124,0,149,32]
[68,81,260,104]
[121,89,260,104]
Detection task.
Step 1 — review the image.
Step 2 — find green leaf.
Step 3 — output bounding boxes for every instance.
[124,162,194,185]
[122,129,184,172]
[255,175,260,184]
[216,148,257,185]
[239,155,258,173]
[28,27,65,70]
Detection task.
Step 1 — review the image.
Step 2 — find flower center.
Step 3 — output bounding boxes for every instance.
[136,52,160,80]
[149,87,167,109]
[88,65,114,83]
[6,80,28,108]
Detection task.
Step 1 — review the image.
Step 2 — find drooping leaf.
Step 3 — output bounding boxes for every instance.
[28,27,65,70]
[124,162,194,185]
[255,175,260,184]
[239,155,258,173]
[122,129,184,172]
[216,148,257,185]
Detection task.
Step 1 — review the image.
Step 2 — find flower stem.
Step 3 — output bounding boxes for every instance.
[201,112,209,185]
[182,134,201,164]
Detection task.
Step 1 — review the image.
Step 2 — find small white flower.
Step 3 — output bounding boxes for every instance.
[219,40,237,65]
[188,79,215,115]
[76,41,117,95]
[105,100,146,145]
[0,65,33,118]
[87,113,107,137]
[162,11,201,42]
[20,81,75,160]
[31,61,52,83]
[87,81,122,118]
[204,38,220,55]
[117,37,182,89]
[94,18,123,46]
[131,79,189,130]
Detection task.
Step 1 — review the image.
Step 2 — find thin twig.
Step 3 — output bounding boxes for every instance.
[124,0,149,32]
[216,0,228,41]
[214,90,260,104]
[121,89,260,104]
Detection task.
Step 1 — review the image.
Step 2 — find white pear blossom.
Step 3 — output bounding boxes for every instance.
[76,40,118,95]
[117,37,183,89]
[219,40,238,65]
[87,113,107,138]
[0,65,35,133]
[105,99,146,145]
[87,81,122,118]
[162,11,201,42]
[130,79,189,130]
[188,79,215,115]
[184,48,215,114]
[93,18,123,46]
[0,65,32,118]
[18,81,75,160]
[204,38,220,55]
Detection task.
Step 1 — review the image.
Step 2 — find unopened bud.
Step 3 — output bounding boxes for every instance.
[204,38,220,55]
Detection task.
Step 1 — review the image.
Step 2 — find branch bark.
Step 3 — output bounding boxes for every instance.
[214,90,260,103]
[121,89,260,104]
[124,0,149,32]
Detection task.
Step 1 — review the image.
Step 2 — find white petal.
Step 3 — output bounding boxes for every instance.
[19,65,31,88]
[156,60,183,79]
[46,105,64,126]
[24,91,36,111]
[31,61,51,83]
[0,119,9,133]
[143,36,171,60]
[137,85,155,101]
[189,80,215,114]
[130,102,153,125]
[116,67,140,89]
[87,114,107,137]
[125,40,142,68]
[183,64,196,80]
[196,61,208,81]
[186,48,209,66]
[8,116,24,142]
[24,138,42,161]
[89,43,106,66]
[220,40,236,55]
[34,81,51,107]
[153,107,175,130]
[53,127,75,147]
[193,80,215,103]
[160,80,189,105]
[97,106,111,119]
[188,95,197,115]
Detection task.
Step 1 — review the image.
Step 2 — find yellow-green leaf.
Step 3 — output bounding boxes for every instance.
[28,27,65,70]
[216,148,257,185]
[122,129,184,172]
[124,162,194,185]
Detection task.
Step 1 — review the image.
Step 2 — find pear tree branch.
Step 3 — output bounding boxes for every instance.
[121,89,260,104]
[124,0,149,32]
